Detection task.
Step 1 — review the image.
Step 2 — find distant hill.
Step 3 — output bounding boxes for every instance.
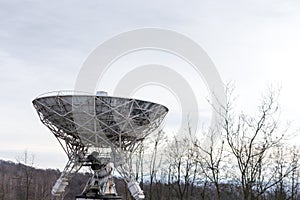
[0,159,137,200]
[2,159,293,200]
[0,159,89,200]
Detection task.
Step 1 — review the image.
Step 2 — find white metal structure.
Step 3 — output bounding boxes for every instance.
[32,91,168,200]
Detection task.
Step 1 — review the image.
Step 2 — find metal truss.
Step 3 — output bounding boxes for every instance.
[32,90,168,200]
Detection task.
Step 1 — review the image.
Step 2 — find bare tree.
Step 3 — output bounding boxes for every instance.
[194,133,225,200]
[148,130,165,200]
[268,145,300,200]
[0,164,5,200]
[289,146,300,200]
[166,136,196,200]
[16,151,35,200]
[221,86,295,200]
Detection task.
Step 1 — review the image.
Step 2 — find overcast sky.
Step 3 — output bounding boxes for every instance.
[1,0,300,169]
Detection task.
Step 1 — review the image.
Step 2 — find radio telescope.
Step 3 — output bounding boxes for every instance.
[32,91,168,200]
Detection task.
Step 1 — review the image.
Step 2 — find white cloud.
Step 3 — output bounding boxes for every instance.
[1,0,300,168]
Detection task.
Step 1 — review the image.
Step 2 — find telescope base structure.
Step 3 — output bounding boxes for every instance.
[75,195,122,200]
[52,157,83,196]
[76,153,123,200]
[112,150,145,200]
[32,92,168,200]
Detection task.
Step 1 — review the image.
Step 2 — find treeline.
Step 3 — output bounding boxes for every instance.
[127,87,300,200]
[0,155,299,200]
[1,87,300,200]
[0,159,229,200]
[0,159,88,200]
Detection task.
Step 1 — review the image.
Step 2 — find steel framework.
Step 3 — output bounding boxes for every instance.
[32,91,168,200]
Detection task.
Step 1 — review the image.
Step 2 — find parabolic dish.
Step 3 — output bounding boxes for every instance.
[32,91,168,149]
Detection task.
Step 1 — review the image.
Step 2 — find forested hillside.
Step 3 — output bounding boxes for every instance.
[0,158,299,200]
[0,159,88,200]
[2,89,300,200]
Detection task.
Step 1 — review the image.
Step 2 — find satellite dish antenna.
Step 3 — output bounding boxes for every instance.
[32,90,168,200]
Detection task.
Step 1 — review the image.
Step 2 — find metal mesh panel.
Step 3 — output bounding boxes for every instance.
[32,92,168,151]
